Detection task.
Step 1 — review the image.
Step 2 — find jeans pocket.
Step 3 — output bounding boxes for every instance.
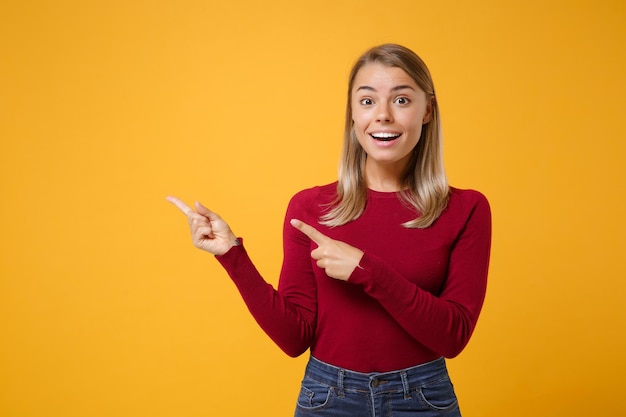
[296,377,333,411]
[417,376,459,411]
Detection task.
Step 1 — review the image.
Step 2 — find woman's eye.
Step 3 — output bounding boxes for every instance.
[395,97,410,105]
[360,98,373,106]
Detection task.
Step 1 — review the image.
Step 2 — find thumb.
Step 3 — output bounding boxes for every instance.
[194,201,220,220]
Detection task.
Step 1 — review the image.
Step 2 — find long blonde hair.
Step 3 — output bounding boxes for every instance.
[321,44,449,229]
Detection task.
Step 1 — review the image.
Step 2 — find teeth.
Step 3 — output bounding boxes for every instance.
[371,132,400,140]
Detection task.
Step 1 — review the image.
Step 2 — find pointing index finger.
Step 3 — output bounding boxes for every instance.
[290,219,329,245]
[166,196,195,216]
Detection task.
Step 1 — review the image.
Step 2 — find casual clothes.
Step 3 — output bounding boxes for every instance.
[294,356,461,417]
[216,183,491,373]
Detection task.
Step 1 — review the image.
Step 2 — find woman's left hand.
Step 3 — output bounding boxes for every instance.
[290,219,364,281]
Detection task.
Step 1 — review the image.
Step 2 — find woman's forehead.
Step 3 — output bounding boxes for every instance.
[352,63,420,93]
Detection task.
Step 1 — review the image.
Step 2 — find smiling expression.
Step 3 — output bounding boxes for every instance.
[351,63,433,174]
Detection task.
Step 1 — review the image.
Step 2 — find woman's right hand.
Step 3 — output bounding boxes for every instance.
[166,196,239,256]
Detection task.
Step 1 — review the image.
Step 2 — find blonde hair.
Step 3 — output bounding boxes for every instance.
[321,44,449,229]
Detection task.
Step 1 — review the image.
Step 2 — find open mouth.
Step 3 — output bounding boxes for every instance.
[370,132,401,142]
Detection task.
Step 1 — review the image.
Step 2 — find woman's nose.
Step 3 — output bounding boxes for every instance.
[376,104,393,122]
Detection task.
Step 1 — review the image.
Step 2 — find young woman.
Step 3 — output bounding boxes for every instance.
[168,44,491,416]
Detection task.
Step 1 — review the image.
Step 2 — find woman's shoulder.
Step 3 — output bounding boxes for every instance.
[449,186,488,201]
[443,186,491,236]
[447,186,491,213]
[290,182,338,204]
[287,182,338,216]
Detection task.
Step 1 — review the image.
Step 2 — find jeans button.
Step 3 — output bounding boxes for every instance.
[371,379,379,388]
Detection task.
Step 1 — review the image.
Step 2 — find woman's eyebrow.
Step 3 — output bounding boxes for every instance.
[355,85,416,92]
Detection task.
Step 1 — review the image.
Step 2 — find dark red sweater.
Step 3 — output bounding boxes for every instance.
[217,183,491,372]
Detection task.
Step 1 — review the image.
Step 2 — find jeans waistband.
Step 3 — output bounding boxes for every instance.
[304,356,449,397]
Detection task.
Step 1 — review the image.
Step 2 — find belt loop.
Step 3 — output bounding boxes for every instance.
[337,369,345,398]
[400,371,410,399]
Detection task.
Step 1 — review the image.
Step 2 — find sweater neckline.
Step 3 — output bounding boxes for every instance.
[366,188,404,199]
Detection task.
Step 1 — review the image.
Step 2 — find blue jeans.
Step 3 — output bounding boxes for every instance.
[294,356,462,417]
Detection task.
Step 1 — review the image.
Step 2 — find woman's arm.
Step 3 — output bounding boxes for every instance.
[350,195,491,357]
[167,195,318,357]
[291,192,491,358]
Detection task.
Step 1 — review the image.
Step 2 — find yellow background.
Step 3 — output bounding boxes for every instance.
[1,0,625,416]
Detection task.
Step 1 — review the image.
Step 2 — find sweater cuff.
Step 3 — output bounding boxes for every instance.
[215,237,247,269]
[348,252,377,286]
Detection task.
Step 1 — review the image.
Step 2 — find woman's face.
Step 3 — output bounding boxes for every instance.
[351,63,432,173]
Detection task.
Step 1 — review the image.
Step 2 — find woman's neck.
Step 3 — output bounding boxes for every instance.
[364,159,406,192]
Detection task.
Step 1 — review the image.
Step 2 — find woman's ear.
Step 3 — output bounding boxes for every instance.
[422,96,435,124]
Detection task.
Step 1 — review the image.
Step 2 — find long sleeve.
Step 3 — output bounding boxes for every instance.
[215,190,320,357]
[215,184,491,372]
[348,191,491,358]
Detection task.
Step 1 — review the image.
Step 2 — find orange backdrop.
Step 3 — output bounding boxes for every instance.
[1,0,625,416]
